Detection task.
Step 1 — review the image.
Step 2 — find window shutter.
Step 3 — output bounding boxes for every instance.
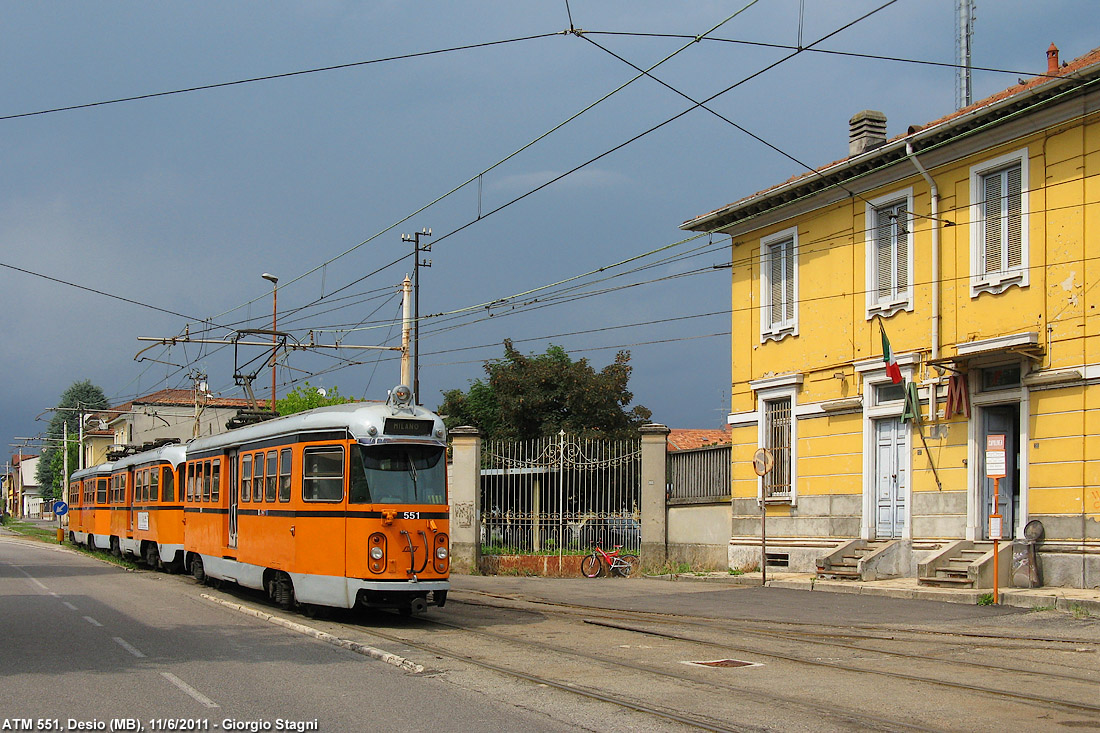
[783,238,795,322]
[769,242,783,326]
[875,208,893,299]
[896,203,908,296]
[1006,165,1023,269]
[982,171,1002,274]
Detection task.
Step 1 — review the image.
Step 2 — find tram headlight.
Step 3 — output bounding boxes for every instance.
[368,532,387,574]
[436,546,449,560]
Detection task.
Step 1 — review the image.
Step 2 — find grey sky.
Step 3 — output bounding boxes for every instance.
[3,1,1097,455]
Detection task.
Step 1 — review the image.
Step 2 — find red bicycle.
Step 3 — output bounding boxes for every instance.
[581,544,638,578]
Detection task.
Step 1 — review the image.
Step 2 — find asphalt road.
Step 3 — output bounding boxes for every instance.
[0,536,576,733]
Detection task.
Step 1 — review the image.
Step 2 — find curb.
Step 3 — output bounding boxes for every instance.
[200,593,425,674]
[651,571,1100,614]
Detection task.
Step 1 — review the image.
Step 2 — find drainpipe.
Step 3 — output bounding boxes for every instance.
[906,142,941,422]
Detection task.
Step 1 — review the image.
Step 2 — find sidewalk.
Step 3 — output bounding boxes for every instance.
[647,570,1100,615]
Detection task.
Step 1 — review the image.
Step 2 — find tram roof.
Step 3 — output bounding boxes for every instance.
[70,462,114,480]
[187,400,446,454]
[111,443,187,471]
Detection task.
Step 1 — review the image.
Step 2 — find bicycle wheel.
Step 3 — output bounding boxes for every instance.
[580,553,604,578]
[613,554,638,578]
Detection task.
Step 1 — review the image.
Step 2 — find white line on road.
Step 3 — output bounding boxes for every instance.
[160,672,219,708]
[10,563,49,590]
[83,616,103,627]
[63,602,78,611]
[113,637,146,658]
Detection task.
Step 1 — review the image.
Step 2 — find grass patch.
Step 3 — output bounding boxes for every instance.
[3,520,62,543]
[1070,603,1093,619]
[977,593,995,606]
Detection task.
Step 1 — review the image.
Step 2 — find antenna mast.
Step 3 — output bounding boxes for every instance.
[955,0,976,109]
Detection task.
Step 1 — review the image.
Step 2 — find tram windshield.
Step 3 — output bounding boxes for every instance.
[351,444,446,505]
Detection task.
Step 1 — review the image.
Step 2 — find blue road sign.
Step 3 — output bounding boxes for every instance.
[53,501,69,516]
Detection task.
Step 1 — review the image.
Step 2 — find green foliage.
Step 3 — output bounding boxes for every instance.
[275,382,352,416]
[35,380,109,501]
[977,593,995,606]
[439,339,652,440]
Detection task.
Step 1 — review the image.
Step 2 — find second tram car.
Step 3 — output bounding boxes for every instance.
[182,386,450,614]
[111,443,187,569]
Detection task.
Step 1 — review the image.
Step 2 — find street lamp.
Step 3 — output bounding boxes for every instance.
[261,273,279,412]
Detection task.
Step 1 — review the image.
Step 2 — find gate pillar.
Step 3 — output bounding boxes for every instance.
[639,423,670,568]
[449,426,482,574]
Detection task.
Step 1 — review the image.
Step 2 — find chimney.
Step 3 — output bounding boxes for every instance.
[1047,43,1059,75]
[849,110,887,157]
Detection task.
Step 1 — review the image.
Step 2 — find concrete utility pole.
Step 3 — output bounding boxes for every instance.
[401,276,412,388]
[401,228,431,404]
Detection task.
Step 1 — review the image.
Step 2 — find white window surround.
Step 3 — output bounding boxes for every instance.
[752,373,802,505]
[859,363,917,540]
[969,148,1030,297]
[865,188,914,318]
[759,226,799,343]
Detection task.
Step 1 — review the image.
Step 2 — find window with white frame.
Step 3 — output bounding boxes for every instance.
[970,149,1029,296]
[865,189,913,316]
[761,227,798,341]
[762,397,792,500]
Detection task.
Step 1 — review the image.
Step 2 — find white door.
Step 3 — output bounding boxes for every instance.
[874,419,908,539]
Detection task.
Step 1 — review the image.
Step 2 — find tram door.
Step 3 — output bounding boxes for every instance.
[227,449,239,549]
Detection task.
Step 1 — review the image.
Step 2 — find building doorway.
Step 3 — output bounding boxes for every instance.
[874,418,909,539]
[979,404,1020,539]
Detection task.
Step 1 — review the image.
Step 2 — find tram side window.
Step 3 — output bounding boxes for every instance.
[211,460,220,502]
[241,454,252,502]
[302,446,344,502]
[186,465,195,502]
[279,449,292,502]
[255,453,265,502]
[137,470,146,503]
[349,447,371,504]
[150,467,159,502]
[97,478,107,505]
[265,451,277,502]
[163,467,175,502]
[202,461,211,502]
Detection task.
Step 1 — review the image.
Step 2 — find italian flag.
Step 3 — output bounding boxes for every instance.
[880,324,903,384]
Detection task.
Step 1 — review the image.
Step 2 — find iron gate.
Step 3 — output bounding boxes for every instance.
[480,432,641,554]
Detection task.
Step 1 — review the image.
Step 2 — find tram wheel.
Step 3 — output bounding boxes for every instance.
[110,537,122,558]
[270,572,295,610]
[190,555,206,583]
[144,543,160,570]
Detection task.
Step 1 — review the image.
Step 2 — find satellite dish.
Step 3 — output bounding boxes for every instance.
[316,387,327,398]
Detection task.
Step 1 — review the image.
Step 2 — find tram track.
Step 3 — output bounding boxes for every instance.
[443,591,1100,717]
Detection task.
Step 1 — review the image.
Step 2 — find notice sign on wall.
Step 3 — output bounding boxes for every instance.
[986,434,1007,479]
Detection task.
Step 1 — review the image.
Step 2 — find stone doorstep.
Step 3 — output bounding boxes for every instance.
[655,572,1100,613]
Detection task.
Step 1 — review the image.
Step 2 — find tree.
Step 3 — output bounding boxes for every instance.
[35,380,109,501]
[438,340,652,440]
[275,381,352,416]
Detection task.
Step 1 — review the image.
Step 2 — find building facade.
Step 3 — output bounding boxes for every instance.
[682,45,1100,589]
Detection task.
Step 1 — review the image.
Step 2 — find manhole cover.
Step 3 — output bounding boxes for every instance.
[682,659,760,669]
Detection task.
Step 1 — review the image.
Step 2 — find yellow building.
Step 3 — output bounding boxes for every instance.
[682,45,1100,589]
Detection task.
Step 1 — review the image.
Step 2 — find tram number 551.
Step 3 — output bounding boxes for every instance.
[402,512,420,520]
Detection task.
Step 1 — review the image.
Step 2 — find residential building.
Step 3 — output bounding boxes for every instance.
[103,389,257,453]
[6,454,41,518]
[682,44,1100,589]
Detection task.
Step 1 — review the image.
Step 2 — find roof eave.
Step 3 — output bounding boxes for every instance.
[680,60,1100,235]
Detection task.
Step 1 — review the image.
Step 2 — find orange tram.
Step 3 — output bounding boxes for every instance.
[66,386,450,615]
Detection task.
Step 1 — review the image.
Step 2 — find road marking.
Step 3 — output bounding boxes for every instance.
[83,616,103,627]
[63,602,79,611]
[113,637,146,658]
[160,672,219,708]
[10,564,49,590]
